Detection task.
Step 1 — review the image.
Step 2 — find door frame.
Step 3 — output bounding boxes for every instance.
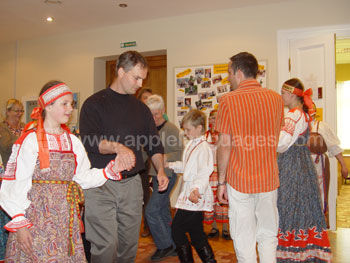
[278,24,350,88]
[277,24,350,230]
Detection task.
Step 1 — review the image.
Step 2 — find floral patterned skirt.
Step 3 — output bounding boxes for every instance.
[5,183,86,263]
[203,168,229,224]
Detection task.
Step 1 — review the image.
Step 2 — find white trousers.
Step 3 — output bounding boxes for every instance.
[227,185,278,263]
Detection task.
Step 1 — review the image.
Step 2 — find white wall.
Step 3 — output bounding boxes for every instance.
[0,0,349,121]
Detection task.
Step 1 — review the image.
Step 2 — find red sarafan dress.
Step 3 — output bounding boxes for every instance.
[0,130,111,263]
[203,130,229,225]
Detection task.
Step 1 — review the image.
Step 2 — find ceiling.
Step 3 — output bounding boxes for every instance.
[0,0,292,45]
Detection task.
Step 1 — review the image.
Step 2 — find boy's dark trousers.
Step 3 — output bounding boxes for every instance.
[172,209,216,263]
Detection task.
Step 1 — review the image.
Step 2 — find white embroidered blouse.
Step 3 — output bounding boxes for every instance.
[310,120,343,158]
[0,131,116,231]
[169,136,214,212]
[277,108,309,153]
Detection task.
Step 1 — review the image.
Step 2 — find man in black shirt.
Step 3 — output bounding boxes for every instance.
[80,50,169,263]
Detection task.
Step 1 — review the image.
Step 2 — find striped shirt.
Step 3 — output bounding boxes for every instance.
[215,79,284,193]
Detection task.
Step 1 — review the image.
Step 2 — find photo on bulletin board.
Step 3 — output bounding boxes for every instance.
[174,63,229,128]
[257,60,267,88]
[22,96,38,123]
[174,60,267,128]
[68,92,80,134]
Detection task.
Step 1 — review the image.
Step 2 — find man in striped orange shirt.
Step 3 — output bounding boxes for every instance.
[216,52,284,263]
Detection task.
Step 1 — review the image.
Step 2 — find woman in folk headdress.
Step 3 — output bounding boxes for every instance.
[0,80,131,262]
[276,78,332,262]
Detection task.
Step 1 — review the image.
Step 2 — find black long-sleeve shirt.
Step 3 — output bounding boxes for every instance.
[79,87,164,175]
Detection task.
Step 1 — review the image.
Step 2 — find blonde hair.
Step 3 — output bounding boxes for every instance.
[181,109,206,132]
[3,99,23,119]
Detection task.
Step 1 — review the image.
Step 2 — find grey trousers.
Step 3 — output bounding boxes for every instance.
[84,175,143,263]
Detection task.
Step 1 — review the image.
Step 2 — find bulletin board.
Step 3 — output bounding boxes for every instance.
[174,60,267,128]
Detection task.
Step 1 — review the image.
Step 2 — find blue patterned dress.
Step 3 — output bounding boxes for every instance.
[0,160,9,262]
[277,127,332,262]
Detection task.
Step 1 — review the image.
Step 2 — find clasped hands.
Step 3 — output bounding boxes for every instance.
[111,144,136,174]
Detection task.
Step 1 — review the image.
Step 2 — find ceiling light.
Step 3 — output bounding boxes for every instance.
[45,0,62,4]
[46,17,54,22]
[119,3,128,8]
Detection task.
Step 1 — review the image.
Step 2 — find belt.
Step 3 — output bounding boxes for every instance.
[121,173,139,180]
[32,179,84,256]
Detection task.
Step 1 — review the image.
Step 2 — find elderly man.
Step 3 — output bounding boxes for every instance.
[145,94,183,261]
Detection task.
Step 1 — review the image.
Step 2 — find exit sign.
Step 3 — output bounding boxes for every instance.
[120,41,137,48]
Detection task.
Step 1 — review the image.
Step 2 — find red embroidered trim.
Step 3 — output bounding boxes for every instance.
[3,130,35,180]
[12,213,24,219]
[104,160,122,180]
[4,218,33,232]
[278,226,331,248]
[103,169,108,180]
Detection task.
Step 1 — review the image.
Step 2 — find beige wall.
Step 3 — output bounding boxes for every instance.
[0,0,349,121]
[0,43,16,117]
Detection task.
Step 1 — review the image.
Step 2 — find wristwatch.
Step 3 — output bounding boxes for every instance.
[217,181,226,186]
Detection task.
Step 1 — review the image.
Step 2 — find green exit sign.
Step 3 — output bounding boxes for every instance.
[120,41,137,48]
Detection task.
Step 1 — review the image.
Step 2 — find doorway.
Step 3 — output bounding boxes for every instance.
[277,24,350,230]
[335,38,350,228]
[105,54,167,108]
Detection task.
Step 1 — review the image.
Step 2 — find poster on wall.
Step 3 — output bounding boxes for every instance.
[23,98,38,123]
[174,61,267,128]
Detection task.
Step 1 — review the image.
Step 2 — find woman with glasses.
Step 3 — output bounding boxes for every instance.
[0,98,25,262]
[0,99,25,166]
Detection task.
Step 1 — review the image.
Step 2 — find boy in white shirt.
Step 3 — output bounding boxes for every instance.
[166,109,216,263]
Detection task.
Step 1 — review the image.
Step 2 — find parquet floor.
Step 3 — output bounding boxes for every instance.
[336,184,350,228]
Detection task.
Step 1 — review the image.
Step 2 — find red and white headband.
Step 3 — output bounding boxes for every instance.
[38,83,72,108]
[282,83,315,116]
[282,83,304,97]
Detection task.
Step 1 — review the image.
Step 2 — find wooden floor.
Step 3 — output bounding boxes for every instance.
[136,184,350,262]
[332,184,350,263]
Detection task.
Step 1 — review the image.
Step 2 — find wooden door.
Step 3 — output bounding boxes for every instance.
[106,55,167,108]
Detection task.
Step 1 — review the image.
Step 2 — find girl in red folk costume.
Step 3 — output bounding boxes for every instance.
[0,81,129,262]
[277,78,332,262]
[203,109,230,240]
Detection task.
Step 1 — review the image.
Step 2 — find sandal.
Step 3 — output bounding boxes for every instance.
[207,228,219,238]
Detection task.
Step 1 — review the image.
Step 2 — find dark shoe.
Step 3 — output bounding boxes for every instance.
[207,228,219,238]
[195,243,216,263]
[222,230,231,240]
[141,227,151,237]
[151,246,176,261]
[176,244,194,263]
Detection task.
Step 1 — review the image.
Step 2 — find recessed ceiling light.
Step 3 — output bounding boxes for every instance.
[45,0,62,4]
[46,17,54,22]
[119,3,128,8]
